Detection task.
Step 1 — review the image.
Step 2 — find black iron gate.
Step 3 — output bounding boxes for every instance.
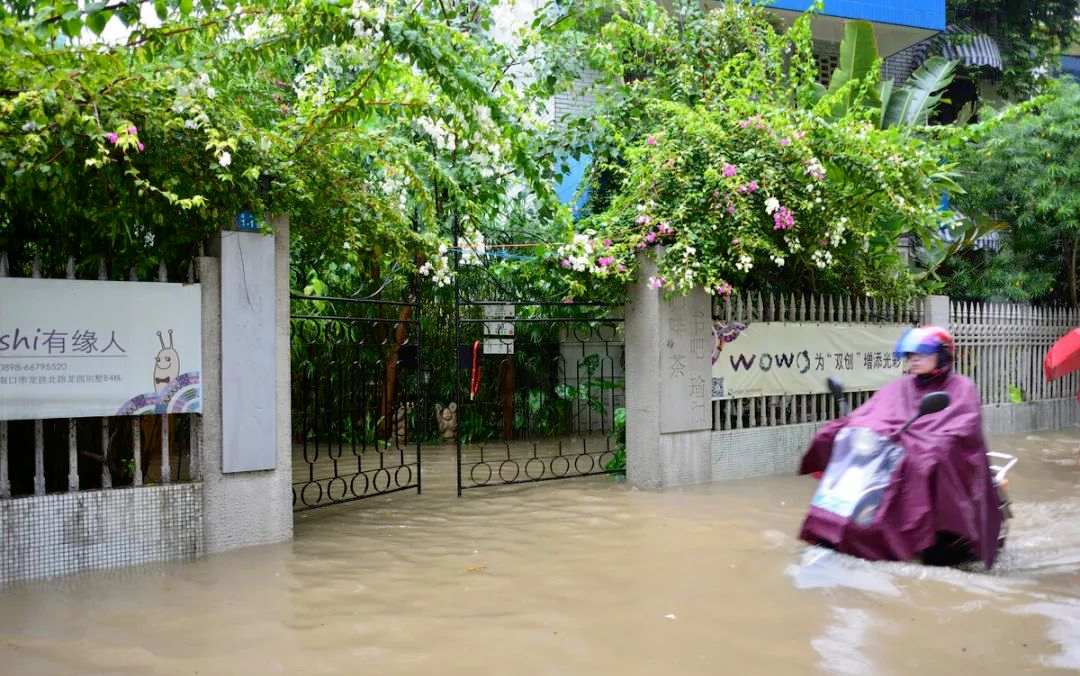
[453,293,625,493]
[290,292,421,510]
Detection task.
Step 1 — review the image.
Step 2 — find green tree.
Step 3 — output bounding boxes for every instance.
[948,0,1080,99]
[530,0,959,301]
[946,80,1080,305]
[0,0,567,283]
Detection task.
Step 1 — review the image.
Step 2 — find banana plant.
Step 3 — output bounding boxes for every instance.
[881,57,957,127]
[820,20,882,115]
[814,20,958,130]
[910,216,1010,290]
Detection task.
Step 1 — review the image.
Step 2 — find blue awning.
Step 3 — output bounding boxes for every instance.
[935,24,1003,71]
[908,24,1004,73]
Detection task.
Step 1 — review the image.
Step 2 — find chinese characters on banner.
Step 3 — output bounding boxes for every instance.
[658,292,713,433]
[710,322,910,400]
[0,277,202,421]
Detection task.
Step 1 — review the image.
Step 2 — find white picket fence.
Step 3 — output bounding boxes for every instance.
[951,301,1080,405]
[712,293,1080,430]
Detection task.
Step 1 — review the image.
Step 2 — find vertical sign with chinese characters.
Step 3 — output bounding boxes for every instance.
[0,278,202,421]
[658,291,712,433]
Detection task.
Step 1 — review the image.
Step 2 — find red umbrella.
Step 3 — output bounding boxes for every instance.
[1044,328,1080,382]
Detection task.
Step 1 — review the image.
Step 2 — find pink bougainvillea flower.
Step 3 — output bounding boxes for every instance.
[646,232,656,243]
[779,138,791,146]
[561,259,571,268]
[128,126,138,135]
[137,143,145,152]
[636,214,651,225]
[646,136,657,146]
[603,238,612,247]
[773,206,795,231]
[617,264,626,272]
[722,163,737,178]
[107,133,119,145]
[636,241,647,250]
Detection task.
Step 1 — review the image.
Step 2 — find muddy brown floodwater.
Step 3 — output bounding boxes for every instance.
[2,430,1080,675]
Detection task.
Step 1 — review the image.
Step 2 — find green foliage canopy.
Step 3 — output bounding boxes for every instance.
[948,0,1080,100]
[946,80,1080,305]
[534,1,959,302]
[0,0,567,283]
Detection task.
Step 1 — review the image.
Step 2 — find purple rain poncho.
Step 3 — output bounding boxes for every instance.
[798,371,1003,567]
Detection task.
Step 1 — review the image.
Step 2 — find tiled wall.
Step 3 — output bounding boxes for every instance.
[552,68,603,125]
[815,39,927,86]
[882,43,924,84]
[765,0,945,31]
[712,422,820,481]
[0,484,202,585]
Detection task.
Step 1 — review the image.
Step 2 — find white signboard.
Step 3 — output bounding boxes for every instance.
[0,278,202,421]
[483,304,514,356]
[711,322,908,400]
[482,337,514,355]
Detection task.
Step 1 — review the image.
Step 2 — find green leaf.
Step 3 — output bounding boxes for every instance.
[61,17,82,37]
[877,78,893,126]
[179,0,193,16]
[528,390,543,414]
[882,57,956,128]
[155,0,167,21]
[827,20,879,96]
[85,9,111,36]
[554,383,576,400]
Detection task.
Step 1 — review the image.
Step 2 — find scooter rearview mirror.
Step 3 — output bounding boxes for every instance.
[826,376,850,417]
[827,377,844,402]
[918,392,950,417]
[894,391,951,439]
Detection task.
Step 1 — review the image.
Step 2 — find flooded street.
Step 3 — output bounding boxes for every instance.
[3,430,1080,675]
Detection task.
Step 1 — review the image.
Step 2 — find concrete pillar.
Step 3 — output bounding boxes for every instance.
[625,258,714,488]
[197,216,292,553]
[923,295,950,328]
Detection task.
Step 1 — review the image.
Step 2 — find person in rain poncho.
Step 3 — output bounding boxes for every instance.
[798,326,1003,567]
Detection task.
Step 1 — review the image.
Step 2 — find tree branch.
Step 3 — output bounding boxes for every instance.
[42,0,149,25]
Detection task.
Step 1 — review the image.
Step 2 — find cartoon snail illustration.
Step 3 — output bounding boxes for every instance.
[154,329,180,390]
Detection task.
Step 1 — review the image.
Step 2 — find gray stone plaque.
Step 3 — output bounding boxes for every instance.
[220,231,278,472]
[658,290,712,433]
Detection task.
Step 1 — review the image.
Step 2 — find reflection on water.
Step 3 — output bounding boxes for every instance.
[2,431,1080,675]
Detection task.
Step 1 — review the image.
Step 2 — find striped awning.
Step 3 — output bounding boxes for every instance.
[939,24,1004,71]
